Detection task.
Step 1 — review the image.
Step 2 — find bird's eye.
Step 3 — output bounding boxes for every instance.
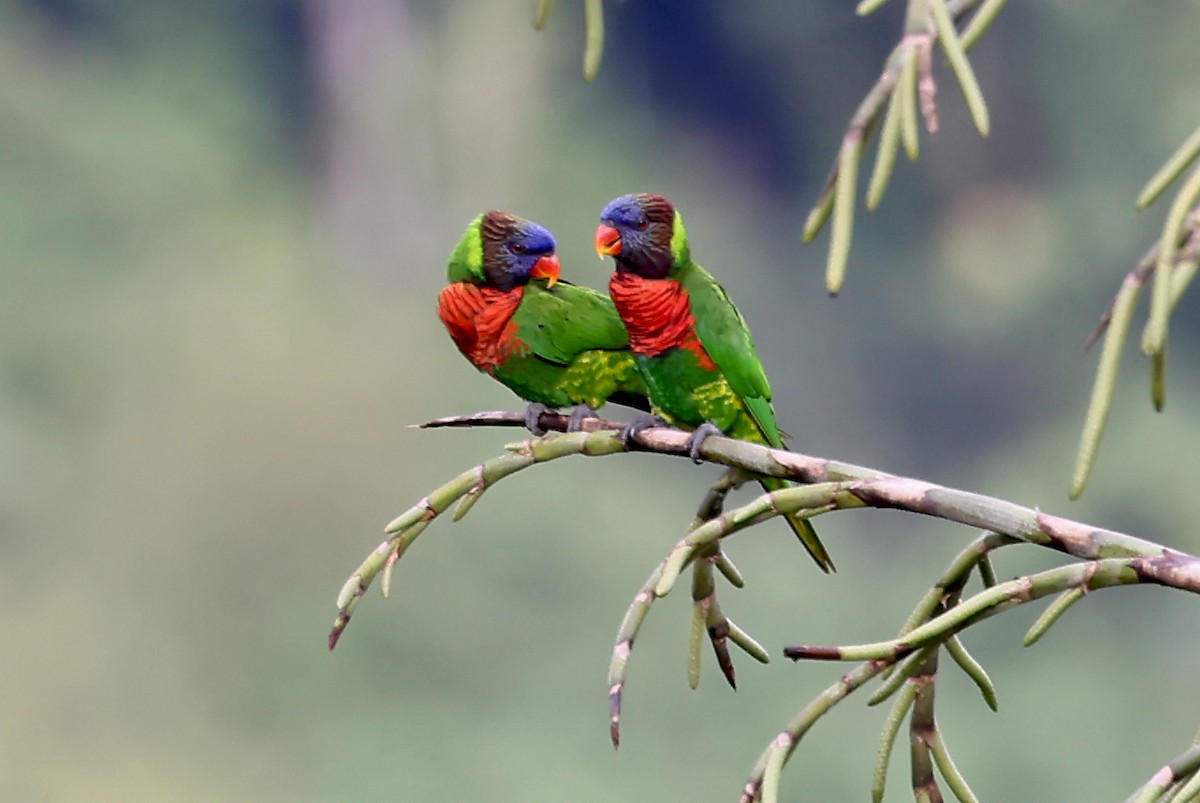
[510,242,526,254]
[635,218,649,230]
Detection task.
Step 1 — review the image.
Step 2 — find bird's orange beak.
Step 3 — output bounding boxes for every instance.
[594,224,622,258]
[531,253,560,287]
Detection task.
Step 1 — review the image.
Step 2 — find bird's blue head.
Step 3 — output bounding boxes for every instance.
[595,193,682,279]
[460,211,560,292]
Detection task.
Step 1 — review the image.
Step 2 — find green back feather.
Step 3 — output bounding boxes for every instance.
[670,217,782,447]
[511,282,631,364]
[669,210,690,268]
[658,204,830,570]
[446,215,486,283]
[502,282,645,410]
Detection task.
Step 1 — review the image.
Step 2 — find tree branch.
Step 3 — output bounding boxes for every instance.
[332,410,1200,801]
[416,410,1199,578]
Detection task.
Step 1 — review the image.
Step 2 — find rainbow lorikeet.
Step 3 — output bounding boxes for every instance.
[595,193,833,573]
[437,211,649,431]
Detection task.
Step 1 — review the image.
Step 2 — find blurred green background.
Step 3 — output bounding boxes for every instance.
[4,1,1200,799]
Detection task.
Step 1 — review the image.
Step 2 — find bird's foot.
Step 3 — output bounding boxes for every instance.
[566,403,598,433]
[619,413,668,449]
[523,402,552,436]
[686,421,723,464]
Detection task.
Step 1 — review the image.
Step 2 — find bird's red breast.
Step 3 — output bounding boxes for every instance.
[436,283,527,372]
[608,273,716,370]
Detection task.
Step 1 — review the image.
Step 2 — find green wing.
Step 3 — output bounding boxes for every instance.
[680,261,783,447]
[512,281,630,363]
[508,281,646,411]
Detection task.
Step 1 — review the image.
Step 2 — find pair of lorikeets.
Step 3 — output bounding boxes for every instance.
[436,193,833,573]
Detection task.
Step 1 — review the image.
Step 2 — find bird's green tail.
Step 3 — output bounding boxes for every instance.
[759,476,835,573]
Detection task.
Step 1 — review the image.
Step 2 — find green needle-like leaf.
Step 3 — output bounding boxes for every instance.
[827,134,865,296]
[689,552,729,690]
[978,553,998,587]
[533,0,555,30]
[857,0,895,15]
[1143,166,1200,356]
[1071,276,1141,499]
[894,587,945,644]
[453,484,485,521]
[867,79,905,210]
[1138,125,1200,210]
[380,550,397,598]
[394,516,432,547]
[945,635,997,711]
[1148,256,1198,412]
[1172,258,1200,307]
[688,597,705,690]
[897,48,921,160]
[803,176,837,244]
[336,571,368,611]
[873,682,920,803]
[727,621,770,664]
[1152,348,1167,411]
[930,731,981,803]
[583,0,604,82]
[868,644,939,706]
[655,544,689,596]
[959,0,1008,50]
[1024,586,1085,647]
[928,0,990,136]
[714,551,745,587]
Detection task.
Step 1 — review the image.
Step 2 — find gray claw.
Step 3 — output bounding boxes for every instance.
[566,403,598,433]
[524,402,552,436]
[686,421,722,464]
[619,413,666,449]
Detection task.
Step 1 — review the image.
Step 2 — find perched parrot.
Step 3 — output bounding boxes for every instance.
[595,193,834,572]
[437,210,649,431]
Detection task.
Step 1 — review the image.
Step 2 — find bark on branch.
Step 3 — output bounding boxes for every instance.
[414,409,1199,587]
